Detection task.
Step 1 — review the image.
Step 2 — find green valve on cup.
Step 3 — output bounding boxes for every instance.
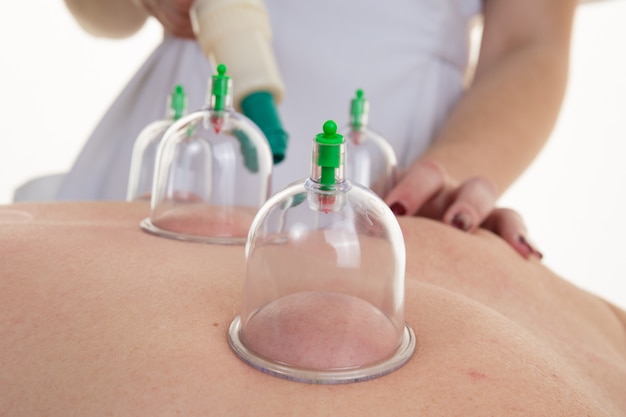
[170,84,187,121]
[211,64,230,112]
[315,120,344,186]
[350,89,367,129]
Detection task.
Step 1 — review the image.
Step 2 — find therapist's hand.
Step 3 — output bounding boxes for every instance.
[132,0,195,38]
[384,160,543,260]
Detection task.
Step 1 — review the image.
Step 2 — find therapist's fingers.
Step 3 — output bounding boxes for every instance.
[164,0,196,38]
[158,1,195,39]
[384,160,449,217]
[137,0,196,39]
[481,208,543,260]
[442,177,498,233]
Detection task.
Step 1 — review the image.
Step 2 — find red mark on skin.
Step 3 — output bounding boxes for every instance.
[468,369,488,381]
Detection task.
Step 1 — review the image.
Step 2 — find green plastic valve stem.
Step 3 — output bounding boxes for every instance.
[315,120,344,186]
[211,64,230,111]
[350,89,367,129]
[170,84,187,121]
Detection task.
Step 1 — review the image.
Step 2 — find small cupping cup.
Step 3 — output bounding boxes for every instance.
[140,65,272,245]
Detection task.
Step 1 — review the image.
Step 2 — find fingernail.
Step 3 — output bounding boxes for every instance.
[518,235,543,260]
[451,212,472,231]
[389,202,407,216]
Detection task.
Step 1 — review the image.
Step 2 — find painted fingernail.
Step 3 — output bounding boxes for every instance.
[518,235,543,260]
[451,212,472,231]
[389,202,407,216]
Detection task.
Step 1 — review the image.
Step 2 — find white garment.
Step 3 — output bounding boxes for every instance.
[48,0,481,201]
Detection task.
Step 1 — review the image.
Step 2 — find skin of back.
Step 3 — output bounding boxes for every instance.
[0,202,624,416]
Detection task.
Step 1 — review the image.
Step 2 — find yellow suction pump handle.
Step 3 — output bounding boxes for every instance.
[190,0,288,162]
[190,0,285,108]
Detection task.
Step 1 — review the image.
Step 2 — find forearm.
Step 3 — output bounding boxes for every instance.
[64,0,149,38]
[420,42,570,195]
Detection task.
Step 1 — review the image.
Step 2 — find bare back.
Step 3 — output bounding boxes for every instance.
[0,202,624,416]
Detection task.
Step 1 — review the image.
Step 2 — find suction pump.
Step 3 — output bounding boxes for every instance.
[140,64,273,244]
[228,120,416,384]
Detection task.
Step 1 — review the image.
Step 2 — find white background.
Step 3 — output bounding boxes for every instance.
[0,1,625,307]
